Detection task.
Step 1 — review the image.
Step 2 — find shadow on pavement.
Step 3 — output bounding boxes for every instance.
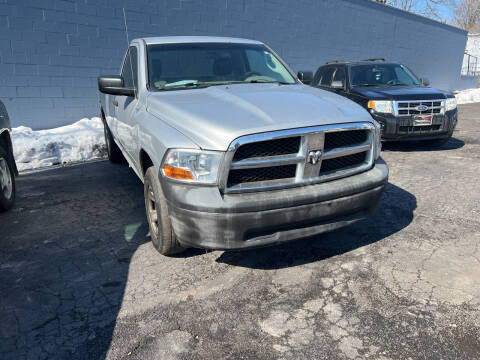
[216,183,416,270]
[0,161,415,359]
[0,161,148,360]
[382,137,464,152]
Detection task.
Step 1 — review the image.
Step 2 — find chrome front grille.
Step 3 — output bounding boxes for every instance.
[394,99,445,117]
[220,123,375,193]
[232,137,300,161]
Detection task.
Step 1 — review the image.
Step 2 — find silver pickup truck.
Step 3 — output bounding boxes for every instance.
[98,36,388,255]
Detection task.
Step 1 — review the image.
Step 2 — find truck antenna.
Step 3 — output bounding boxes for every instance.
[122,8,136,97]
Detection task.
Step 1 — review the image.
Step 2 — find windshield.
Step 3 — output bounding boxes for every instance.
[350,64,420,87]
[146,43,297,90]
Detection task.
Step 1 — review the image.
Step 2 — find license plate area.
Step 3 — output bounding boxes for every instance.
[413,115,433,126]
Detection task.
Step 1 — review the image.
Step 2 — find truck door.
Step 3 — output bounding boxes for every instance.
[113,45,139,161]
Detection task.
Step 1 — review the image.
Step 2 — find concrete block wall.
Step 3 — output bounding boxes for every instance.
[0,0,470,129]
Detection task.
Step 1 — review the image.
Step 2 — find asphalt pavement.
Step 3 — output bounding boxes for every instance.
[1,103,479,360]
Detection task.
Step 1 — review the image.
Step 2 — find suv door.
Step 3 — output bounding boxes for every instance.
[315,66,335,90]
[330,66,347,94]
[114,46,139,161]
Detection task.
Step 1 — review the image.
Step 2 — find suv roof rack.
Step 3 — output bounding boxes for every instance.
[325,59,346,65]
[361,58,386,62]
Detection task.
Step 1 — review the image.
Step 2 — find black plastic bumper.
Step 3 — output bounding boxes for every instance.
[372,110,457,141]
[161,159,389,250]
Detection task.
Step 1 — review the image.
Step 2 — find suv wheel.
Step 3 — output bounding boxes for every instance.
[0,146,15,212]
[144,166,185,255]
[104,123,126,163]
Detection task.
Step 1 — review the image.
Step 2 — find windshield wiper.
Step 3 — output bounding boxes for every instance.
[159,82,211,90]
[157,79,292,90]
[353,84,380,87]
[245,80,291,85]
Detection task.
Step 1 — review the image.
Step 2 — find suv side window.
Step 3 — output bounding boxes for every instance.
[318,67,335,87]
[121,46,138,90]
[332,67,346,87]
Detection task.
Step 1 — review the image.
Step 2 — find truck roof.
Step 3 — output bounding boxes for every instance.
[140,36,264,46]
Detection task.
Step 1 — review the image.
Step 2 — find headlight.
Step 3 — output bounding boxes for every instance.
[446,98,457,112]
[368,100,393,114]
[373,121,382,160]
[162,149,223,184]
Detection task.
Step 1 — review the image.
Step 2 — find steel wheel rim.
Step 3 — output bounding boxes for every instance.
[0,157,12,199]
[146,184,159,237]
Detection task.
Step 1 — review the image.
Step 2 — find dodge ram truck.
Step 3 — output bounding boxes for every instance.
[98,36,388,255]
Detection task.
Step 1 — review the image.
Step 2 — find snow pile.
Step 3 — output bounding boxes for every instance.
[12,117,107,172]
[455,88,480,105]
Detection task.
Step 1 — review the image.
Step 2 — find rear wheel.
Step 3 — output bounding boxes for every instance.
[144,166,185,255]
[0,146,15,212]
[104,123,126,163]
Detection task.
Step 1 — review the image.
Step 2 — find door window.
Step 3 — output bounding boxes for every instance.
[317,67,335,87]
[332,67,346,87]
[121,46,138,90]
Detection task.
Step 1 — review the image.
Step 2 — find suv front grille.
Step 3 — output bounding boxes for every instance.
[395,100,445,116]
[222,123,375,193]
[399,125,441,133]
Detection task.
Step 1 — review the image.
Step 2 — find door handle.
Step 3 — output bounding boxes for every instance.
[112,100,118,107]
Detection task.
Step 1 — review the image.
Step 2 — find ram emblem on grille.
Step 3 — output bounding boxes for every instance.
[307,150,322,165]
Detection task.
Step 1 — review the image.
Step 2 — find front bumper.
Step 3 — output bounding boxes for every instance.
[372,110,457,141]
[161,159,389,250]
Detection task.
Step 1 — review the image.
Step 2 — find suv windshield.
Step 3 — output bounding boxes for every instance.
[350,64,420,87]
[146,43,297,90]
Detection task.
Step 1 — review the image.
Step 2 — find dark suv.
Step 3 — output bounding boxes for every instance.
[0,100,17,211]
[311,59,458,144]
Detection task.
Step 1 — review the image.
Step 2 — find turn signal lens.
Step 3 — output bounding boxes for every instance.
[163,165,194,180]
[368,100,375,109]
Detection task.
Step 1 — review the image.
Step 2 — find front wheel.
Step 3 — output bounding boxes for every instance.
[0,146,15,212]
[144,166,185,255]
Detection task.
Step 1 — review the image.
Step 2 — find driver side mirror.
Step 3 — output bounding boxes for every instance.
[420,77,430,87]
[297,71,313,85]
[98,75,135,96]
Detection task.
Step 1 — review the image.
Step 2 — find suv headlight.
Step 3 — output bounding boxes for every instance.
[161,149,223,184]
[446,97,457,112]
[368,100,393,114]
[373,121,382,160]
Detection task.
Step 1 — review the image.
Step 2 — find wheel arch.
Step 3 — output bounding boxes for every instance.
[139,148,154,177]
[0,129,18,176]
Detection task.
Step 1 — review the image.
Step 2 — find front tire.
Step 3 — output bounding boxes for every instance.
[0,146,15,212]
[104,123,126,163]
[144,166,185,255]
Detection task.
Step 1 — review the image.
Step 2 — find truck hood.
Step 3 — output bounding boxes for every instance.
[351,85,449,101]
[146,84,372,150]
